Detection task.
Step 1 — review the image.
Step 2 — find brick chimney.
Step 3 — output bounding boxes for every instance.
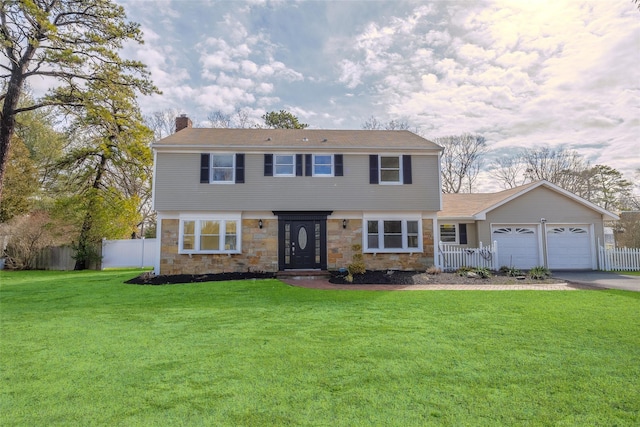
[175,114,192,132]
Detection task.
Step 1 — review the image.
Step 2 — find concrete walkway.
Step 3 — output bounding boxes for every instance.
[551,271,640,292]
[280,277,585,291]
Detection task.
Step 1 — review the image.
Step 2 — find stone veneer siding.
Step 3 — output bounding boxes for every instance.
[327,219,434,271]
[160,217,435,275]
[159,218,278,275]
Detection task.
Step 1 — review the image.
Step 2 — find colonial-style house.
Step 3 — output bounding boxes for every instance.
[151,116,443,275]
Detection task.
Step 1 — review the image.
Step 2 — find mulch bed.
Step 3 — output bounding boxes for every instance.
[126,270,559,286]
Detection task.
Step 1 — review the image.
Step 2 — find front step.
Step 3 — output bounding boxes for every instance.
[276,270,331,280]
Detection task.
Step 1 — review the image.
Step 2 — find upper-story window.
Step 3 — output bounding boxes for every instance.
[211,154,235,182]
[274,154,295,177]
[200,153,244,184]
[369,155,411,185]
[313,154,333,176]
[380,156,402,183]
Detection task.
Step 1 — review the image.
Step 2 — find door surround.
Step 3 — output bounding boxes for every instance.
[273,211,332,271]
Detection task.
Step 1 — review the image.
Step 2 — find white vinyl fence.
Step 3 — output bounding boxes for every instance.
[438,241,499,271]
[598,245,640,271]
[101,238,157,269]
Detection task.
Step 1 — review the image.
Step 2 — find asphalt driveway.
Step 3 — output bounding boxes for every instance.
[552,271,640,292]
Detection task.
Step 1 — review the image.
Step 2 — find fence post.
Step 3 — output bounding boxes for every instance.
[492,240,498,270]
[140,237,145,268]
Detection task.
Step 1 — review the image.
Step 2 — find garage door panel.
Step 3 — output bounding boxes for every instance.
[493,226,539,269]
[547,225,592,269]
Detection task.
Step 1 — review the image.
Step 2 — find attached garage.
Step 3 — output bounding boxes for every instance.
[546,225,593,269]
[492,225,541,269]
[438,180,619,271]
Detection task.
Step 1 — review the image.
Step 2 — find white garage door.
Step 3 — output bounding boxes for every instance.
[546,225,592,270]
[492,226,540,269]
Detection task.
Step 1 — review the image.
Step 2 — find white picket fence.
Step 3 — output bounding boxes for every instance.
[438,241,499,271]
[101,238,157,269]
[598,245,640,271]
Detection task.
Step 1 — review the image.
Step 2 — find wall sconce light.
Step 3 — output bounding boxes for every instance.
[540,218,546,223]
[342,219,347,229]
[259,219,263,229]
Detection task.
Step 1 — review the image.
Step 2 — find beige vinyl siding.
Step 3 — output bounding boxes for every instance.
[476,186,604,245]
[154,152,441,211]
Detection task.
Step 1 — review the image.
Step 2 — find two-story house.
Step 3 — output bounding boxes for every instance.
[152,116,443,275]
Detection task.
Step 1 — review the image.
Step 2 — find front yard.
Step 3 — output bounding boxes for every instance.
[1,270,638,425]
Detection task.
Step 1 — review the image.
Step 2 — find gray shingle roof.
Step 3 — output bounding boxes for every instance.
[153,128,442,152]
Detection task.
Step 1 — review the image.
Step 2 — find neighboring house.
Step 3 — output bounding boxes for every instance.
[152,116,443,275]
[438,180,619,270]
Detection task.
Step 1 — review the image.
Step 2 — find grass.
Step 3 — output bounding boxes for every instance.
[1,270,639,426]
[619,270,640,276]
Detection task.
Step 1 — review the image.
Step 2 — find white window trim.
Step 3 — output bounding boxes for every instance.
[362,214,423,253]
[274,154,296,177]
[209,153,236,184]
[312,154,334,177]
[439,223,459,244]
[178,214,242,254]
[379,155,403,185]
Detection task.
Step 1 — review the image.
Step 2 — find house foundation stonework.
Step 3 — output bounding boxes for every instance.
[159,219,279,275]
[159,217,435,275]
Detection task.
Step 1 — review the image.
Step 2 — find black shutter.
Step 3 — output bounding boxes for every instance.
[264,154,273,176]
[305,154,312,176]
[369,155,379,184]
[235,154,245,183]
[296,154,303,176]
[335,154,343,176]
[200,154,210,183]
[403,155,412,184]
[459,224,468,245]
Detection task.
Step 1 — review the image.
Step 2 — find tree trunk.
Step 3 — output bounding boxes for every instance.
[74,153,108,270]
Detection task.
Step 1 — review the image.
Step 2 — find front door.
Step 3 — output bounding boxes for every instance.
[275,212,330,270]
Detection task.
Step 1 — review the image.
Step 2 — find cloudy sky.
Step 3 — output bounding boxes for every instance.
[118,0,640,190]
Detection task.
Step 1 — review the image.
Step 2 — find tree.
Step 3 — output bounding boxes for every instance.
[262,110,308,129]
[52,65,154,269]
[0,136,38,222]
[362,116,410,130]
[435,133,487,193]
[584,164,633,211]
[490,147,590,195]
[0,0,157,202]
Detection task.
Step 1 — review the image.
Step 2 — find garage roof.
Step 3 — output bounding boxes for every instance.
[440,180,619,221]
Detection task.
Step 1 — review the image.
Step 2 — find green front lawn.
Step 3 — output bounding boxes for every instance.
[1,270,639,425]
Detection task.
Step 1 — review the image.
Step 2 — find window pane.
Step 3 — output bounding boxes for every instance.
[183,235,195,250]
[315,155,331,165]
[314,165,332,175]
[183,221,195,235]
[380,156,399,168]
[368,235,379,249]
[224,236,236,250]
[275,165,294,175]
[407,235,419,248]
[226,221,236,234]
[212,169,233,181]
[201,221,220,234]
[440,224,456,243]
[201,236,219,250]
[384,221,402,233]
[407,221,418,234]
[384,235,403,248]
[368,221,378,233]
[212,155,233,167]
[381,170,400,182]
[276,155,294,165]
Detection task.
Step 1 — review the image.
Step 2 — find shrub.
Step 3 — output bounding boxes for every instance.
[474,267,492,278]
[347,244,366,275]
[528,266,551,280]
[500,266,522,277]
[456,266,473,276]
[426,265,442,275]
